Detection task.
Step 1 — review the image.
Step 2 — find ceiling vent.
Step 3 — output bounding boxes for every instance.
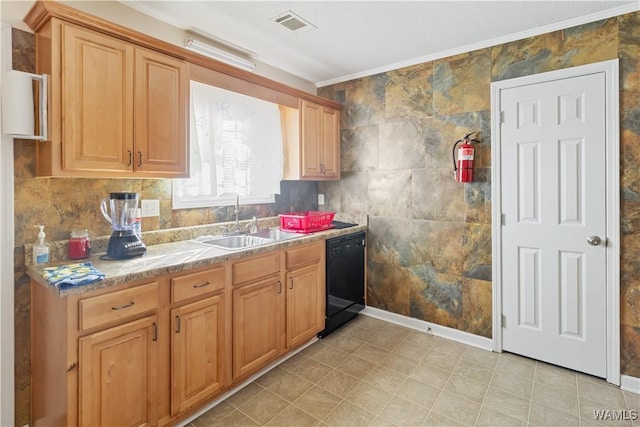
[271,10,316,33]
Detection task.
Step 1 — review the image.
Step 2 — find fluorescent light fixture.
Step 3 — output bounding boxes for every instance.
[185,37,256,72]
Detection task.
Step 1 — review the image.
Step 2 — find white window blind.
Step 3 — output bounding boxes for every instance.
[173,81,284,208]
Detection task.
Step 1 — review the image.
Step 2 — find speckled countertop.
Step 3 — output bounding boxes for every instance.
[26,217,367,298]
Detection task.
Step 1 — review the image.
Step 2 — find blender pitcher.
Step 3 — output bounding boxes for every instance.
[100,192,139,230]
[100,192,146,259]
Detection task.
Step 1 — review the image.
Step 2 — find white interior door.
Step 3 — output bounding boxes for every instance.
[500,72,607,377]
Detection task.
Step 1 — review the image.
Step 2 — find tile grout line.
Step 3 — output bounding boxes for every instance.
[469,345,500,426]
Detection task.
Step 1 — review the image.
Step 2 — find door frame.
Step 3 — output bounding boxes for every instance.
[490,59,620,384]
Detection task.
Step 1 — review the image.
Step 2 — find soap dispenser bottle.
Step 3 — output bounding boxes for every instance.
[33,225,49,264]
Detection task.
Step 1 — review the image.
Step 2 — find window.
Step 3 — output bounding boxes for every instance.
[173,81,283,209]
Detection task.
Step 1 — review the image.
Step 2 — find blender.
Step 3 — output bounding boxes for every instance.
[100,192,146,259]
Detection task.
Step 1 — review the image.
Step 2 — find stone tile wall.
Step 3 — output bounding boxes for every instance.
[11,28,318,425]
[319,12,640,377]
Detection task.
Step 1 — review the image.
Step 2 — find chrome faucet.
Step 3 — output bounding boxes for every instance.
[233,193,241,234]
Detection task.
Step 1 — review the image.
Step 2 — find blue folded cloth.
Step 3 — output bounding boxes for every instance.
[42,262,105,289]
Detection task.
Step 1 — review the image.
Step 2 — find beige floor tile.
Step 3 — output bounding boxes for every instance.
[255,366,288,387]
[226,382,264,407]
[266,372,314,402]
[309,344,351,366]
[336,354,377,379]
[291,358,333,383]
[409,362,451,389]
[354,342,391,364]
[355,316,389,331]
[430,339,466,358]
[341,325,377,342]
[444,373,489,404]
[532,381,579,417]
[293,386,342,421]
[423,349,461,372]
[379,323,413,338]
[323,400,376,427]
[579,376,628,408]
[452,360,494,384]
[379,352,420,375]
[535,361,578,395]
[212,409,259,427]
[322,334,367,354]
[422,411,465,426]
[363,365,409,394]
[529,401,580,426]
[238,390,290,425]
[460,346,499,370]
[432,391,481,425]
[494,353,536,381]
[483,386,531,423]
[406,330,438,350]
[392,339,431,361]
[579,396,634,427]
[265,405,320,427]
[370,416,396,426]
[378,395,430,426]
[192,401,235,426]
[624,391,640,412]
[490,370,533,400]
[345,381,393,415]
[396,377,441,409]
[368,331,405,351]
[279,353,309,372]
[317,369,361,398]
[475,407,526,427]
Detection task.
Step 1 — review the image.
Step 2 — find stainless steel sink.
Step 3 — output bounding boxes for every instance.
[249,228,300,241]
[194,228,299,250]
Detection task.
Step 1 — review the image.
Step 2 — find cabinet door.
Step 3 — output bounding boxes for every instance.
[320,106,340,179]
[79,315,158,427]
[286,263,325,348]
[300,100,323,179]
[171,295,226,416]
[233,277,285,379]
[134,48,188,177]
[62,24,134,172]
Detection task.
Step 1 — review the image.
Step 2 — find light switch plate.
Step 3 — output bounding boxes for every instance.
[318,194,325,205]
[141,199,160,217]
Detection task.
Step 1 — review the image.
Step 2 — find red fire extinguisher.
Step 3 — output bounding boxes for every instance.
[452,132,480,183]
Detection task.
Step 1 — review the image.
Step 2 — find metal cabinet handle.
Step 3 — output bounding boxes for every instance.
[193,281,210,289]
[152,322,158,341]
[127,150,132,166]
[587,235,602,246]
[138,151,143,167]
[289,278,294,290]
[278,281,282,294]
[175,315,181,333]
[112,301,135,311]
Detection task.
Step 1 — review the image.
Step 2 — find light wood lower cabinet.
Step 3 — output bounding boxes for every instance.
[31,240,327,426]
[79,315,158,427]
[232,276,285,379]
[171,295,226,416]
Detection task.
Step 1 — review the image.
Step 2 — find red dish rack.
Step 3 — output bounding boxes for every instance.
[279,211,335,233]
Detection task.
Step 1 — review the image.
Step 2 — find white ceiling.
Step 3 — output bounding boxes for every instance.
[121,0,639,87]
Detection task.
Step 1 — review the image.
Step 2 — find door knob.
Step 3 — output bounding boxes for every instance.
[587,235,602,246]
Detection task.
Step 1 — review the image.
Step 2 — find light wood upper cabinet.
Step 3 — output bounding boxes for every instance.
[79,315,158,427]
[134,48,188,175]
[34,20,188,178]
[282,100,341,181]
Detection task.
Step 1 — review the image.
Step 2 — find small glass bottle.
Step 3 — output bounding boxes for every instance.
[69,228,91,260]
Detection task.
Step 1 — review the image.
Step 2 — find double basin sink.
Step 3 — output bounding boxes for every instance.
[195,228,301,250]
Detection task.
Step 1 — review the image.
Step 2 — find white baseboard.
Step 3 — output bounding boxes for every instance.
[621,375,640,395]
[361,306,494,351]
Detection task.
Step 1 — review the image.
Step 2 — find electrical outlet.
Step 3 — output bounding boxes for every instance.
[141,199,160,217]
[318,194,325,205]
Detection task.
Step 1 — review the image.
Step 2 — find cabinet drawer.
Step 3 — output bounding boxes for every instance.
[233,252,280,286]
[171,266,225,304]
[286,242,322,270]
[79,282,158,331]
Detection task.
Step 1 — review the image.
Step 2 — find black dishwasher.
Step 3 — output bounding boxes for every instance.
[319,230,366,338]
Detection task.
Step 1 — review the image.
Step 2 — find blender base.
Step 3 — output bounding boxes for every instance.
[105,230,146,259]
